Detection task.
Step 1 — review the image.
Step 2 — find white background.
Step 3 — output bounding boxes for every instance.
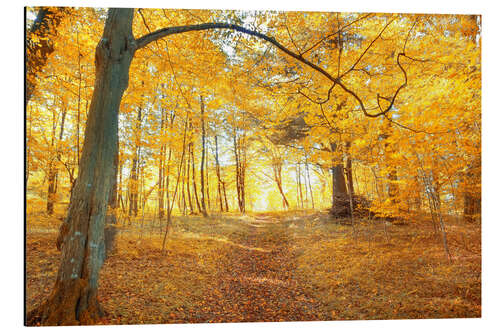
[3,0,498,332]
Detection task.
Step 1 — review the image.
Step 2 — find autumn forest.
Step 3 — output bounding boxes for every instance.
[25,7,481,326]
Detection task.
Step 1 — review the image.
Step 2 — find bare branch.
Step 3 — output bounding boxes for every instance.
[384,114,453,135]
[135,20,406,118]
[137,8,152,34]
[341,16,396,78]
[300,13,373,56]
[284,21,301,54]
[298,83,336,105]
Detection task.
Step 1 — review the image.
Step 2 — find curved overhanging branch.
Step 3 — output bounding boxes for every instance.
[135,21,405,118]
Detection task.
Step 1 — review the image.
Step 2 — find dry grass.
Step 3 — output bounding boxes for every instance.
[25,210,481,324]
[291,214,481,320]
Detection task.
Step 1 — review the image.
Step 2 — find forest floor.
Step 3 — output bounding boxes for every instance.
[26,210,481,324]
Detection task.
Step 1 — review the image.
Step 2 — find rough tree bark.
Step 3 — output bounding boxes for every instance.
[27,8,136,325]
[330,143,348,199]
[329,142,350,217]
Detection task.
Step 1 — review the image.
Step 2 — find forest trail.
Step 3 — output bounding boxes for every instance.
[191,214,325,322]
[26,211,480,325]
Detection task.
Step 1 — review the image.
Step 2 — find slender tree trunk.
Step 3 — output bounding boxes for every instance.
[295,163,300,209]
[206,138,211,211]
[463,157,481,223]
[222,181,229,212]
[163,107,176,226]
[46,105,58,215]
[46,163,57,215]
[304,152,315,209]
[233,131,246,213]
[129,107,142,217]
[271,150,289,210]
[241,135,246,212]
[345,142,355,198]
[214,135,225,212]
[382,118,399,207]
[27,8,136,325]
[276,179,290,209]
[199,96,208,217]
[422,172,451,261]
[186,143,194,214]
[181,152,187,216]
[75,28,83,169]
[215,133,229,212]
[191,141,202,213]
[158,108,166,219]
[162,119,188,250]
[118,161,125,214]
[297,161,304,209]
[47,104,68,215]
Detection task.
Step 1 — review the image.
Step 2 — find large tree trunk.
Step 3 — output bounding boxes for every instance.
[104,145,119,259]
[332,164,348,197]
[330,143,348,199]
[27,8,135,325]
[329,142,349,217]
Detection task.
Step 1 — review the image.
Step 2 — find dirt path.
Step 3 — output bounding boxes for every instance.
[26,214,331,324]
[190,214,326,323]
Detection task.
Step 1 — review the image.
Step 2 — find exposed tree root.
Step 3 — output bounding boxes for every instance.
[26,278,103,326]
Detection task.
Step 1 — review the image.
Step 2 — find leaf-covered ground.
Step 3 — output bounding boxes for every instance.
[26,211,480,324]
